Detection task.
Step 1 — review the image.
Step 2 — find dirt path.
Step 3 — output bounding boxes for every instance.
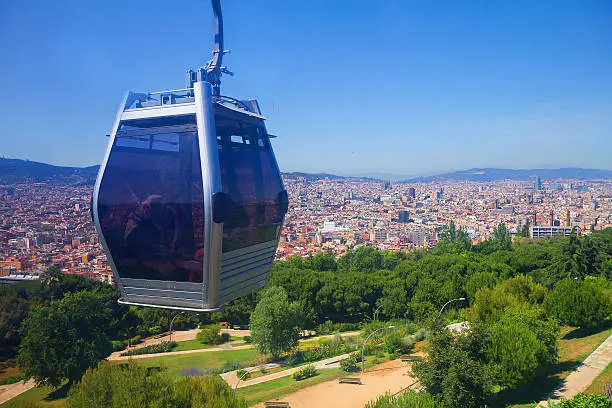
[222,353,352,388]
[251,359,415,408]
[107,343,255,361]
[0,380,36,405]
[107,331,360,361]
[537,334,612,406]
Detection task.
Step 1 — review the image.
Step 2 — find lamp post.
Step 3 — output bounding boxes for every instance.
[373,305,383,321]
[361,325,395,372]
[437,297,466,318]
[169,311,185,342]
[234,366,259,390]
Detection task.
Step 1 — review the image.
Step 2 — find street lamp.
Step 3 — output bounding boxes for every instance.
[234,366,259,390]
[373,305,383,321]
[169,311,185,342]
[361,325,395,372]
[437,297,466,318]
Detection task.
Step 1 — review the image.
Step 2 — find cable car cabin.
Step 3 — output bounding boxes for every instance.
[93,82,288,310]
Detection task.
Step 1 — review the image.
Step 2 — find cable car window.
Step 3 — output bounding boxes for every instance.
[98,115,204,283]
[216,116,283,252]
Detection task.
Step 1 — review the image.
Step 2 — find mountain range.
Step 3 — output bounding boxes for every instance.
[0,158,610,184]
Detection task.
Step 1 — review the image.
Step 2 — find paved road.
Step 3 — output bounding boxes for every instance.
[537,334,612,406]
[0,380,35,405]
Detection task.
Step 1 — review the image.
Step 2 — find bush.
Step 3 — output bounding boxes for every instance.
[383,331,403,354]
[0,374,23,385]
[221,332,230,342]
[340,352,360,372]
[557,393,612,408]
[148,325,163,335]
[236,369,251,381]
[120,342,177,356]
[110,340,124,352]
[365,391,443,408]
[67,361,247,408]
[243,336,252,343]
[292,364,317,381]
[285,350,304,366]
[414,328,427,342]
[130,335,142,345]
[196,325,225,345]
[179,367,203,376]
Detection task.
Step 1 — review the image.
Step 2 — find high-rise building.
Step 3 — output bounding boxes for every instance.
[549,209,554,226]
[408,187,416,199]
[565,210,571,227]
[535,176,542,190]
[398,210,410,223]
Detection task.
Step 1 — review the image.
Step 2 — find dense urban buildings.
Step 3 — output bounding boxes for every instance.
[0,176,610,281]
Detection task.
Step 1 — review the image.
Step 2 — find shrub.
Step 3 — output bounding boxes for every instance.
[180,367,203,376]
[399,335,416,354]
[110,340,124,352]
[221,332,230,342]
[120,342,177,356]
[414,328,427,342]
[236,369,251,381]
[292,364,317,381]
[557,393,611,408]
[365,391,443,408]
[0,374,23,385]
[340,352,360,372]
[383,331,403,354]
[196,325,225,345]
[68,361,247,408]
[285,350,304,366]
[148,325,163,335]
[130,335,142,345]
[243,336,252,343]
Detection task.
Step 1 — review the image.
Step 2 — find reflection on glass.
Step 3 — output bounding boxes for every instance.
[98,115,204,283]
[216,115,284,252]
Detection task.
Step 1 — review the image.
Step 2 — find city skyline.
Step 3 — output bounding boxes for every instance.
[1,0,611,174]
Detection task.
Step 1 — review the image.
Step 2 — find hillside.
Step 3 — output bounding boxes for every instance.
[0,158,98,185]
[400,167,612,183]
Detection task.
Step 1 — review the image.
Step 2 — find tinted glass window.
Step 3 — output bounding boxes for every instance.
[216,115,284,252]
[98,115,204,283]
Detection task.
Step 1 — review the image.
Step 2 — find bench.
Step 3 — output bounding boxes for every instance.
[264,402,290,408]
[338,377,362,385]
[400,355,422,363]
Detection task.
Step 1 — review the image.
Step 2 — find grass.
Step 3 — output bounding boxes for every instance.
[584,361,611,395]
[1,385,68,408]
[171,339,216,352]
[120,347,262,378]
[237,368,344,406]
[489,325,612,408]
[236,354,389,406]
[0,363,21,386]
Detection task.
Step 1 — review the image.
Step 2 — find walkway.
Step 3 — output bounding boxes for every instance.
[221,353,352,389]
[537,334,612,406]
[251,359,416,408]
[108,343,254,361]
[0,380,35,406]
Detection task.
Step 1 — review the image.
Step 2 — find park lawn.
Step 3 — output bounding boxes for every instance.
[0,385,67,408]
[236,354,388,406]
[0,363,21,385]
[171,339,216,352]
[123,347,262,378]
[492,325,612,408]
[584,361,611,395]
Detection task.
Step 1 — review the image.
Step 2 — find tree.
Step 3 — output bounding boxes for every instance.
[68,361,247,408]
[491,223,513,252]
[412,322,493,408]
[18,290,116,387]
[438,221,472,253]
[40,265,63,304]
[250,286,302,358]
[545,277,611,328]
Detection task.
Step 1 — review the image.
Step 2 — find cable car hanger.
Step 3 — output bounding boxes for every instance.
[91,0,288,312]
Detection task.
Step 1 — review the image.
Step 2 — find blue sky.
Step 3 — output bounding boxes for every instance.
[0,0,610,177]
